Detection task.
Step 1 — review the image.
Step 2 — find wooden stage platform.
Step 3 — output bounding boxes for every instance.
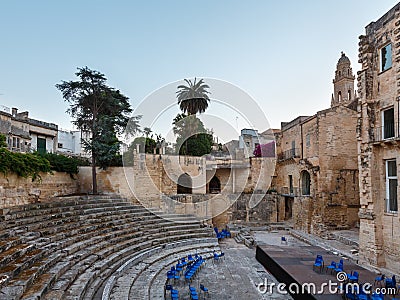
[256,243,394,300]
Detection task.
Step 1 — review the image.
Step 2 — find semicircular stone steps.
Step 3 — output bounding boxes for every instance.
[103,239,219,300]
[0,195,216,300]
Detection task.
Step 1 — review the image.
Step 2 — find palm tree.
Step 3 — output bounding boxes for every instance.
[176,78,210,115]
[143,127,152,138]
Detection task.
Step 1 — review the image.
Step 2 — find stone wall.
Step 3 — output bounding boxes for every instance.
[230,193,278,224]
[357,3,400,273]
[274,102,359,236]
[0,172,79,208]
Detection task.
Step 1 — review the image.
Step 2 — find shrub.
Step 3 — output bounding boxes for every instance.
[40,153,90,176]
[0,148,51,180]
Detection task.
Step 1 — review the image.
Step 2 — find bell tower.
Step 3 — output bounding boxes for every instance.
[331,52,355,107]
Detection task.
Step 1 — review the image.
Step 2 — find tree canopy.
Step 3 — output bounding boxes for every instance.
[173,114,213,156]
[56,67,139,193]
[176,78,210,115]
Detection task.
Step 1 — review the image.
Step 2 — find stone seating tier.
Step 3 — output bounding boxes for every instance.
[0,195,216,300]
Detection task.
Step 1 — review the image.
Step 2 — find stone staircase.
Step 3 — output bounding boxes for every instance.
[0,195,217,300]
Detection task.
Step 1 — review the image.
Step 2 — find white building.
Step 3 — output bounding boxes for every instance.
[57,129,90,157]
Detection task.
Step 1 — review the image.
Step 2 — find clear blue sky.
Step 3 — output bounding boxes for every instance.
[0,1,398,134]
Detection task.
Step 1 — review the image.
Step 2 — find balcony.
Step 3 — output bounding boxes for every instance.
[277,148,301,161]
[371,123,400,143]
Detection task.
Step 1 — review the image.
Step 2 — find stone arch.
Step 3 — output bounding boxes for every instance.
[301,170,311,196]
[209,176,221,194]
[177,173,192,194]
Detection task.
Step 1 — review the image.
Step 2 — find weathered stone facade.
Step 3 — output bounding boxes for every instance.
[273,53,360,236]
[78,153,276,228]
[357,3,400,273]
[0,172,79,209]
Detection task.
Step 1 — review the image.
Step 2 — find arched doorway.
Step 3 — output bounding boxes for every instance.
[177,173,192,194]
[209,176,221,194]
[301,171,311,196]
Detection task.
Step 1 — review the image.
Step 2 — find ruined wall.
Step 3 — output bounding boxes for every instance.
[0,172,79,208]
[292,196,313,232]
[274,104,359,235]
[313,107,359,234]
[246,157,275,193]
[230,193,278,224]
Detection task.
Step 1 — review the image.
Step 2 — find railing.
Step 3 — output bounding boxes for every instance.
[277,148,301,161]
[371,123,400,142]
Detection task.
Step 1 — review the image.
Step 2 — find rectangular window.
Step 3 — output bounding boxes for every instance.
[289,175,293,194]
[12,137,16,148]
[306,134,310,147]
[386,160,398,213]
[382,108,395,139]
[381,43,392,72]
[291,140,296,157]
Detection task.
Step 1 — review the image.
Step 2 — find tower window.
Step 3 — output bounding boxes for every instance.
[380,43,392,72]
[348,90,351,101]
[338,91,342,102]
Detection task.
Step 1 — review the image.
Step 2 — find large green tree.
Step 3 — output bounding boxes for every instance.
[56,67,139,194]
[176,78,210,115]
[173,113,212,156]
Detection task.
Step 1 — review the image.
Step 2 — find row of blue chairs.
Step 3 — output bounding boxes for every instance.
[214,227,231,240]
[185,256,205,282]
[325,259,344,274]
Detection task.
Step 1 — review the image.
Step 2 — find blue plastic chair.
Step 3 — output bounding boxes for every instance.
[213,252,219,263]
[374,274,385,286]
[200,284,209,297]
[334,262,343,274]
[167,271,174,281]
[371,291,384,300]
[326,261,336,274]
[313,255,324,272]
[348,271,359,282]
[385,275,396,288]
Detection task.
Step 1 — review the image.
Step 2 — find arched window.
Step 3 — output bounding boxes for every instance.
[301,171,311,196]
[177,173,192,194]
[348,90,351,101]
[338,91,342,102]
[209,176,221,193]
